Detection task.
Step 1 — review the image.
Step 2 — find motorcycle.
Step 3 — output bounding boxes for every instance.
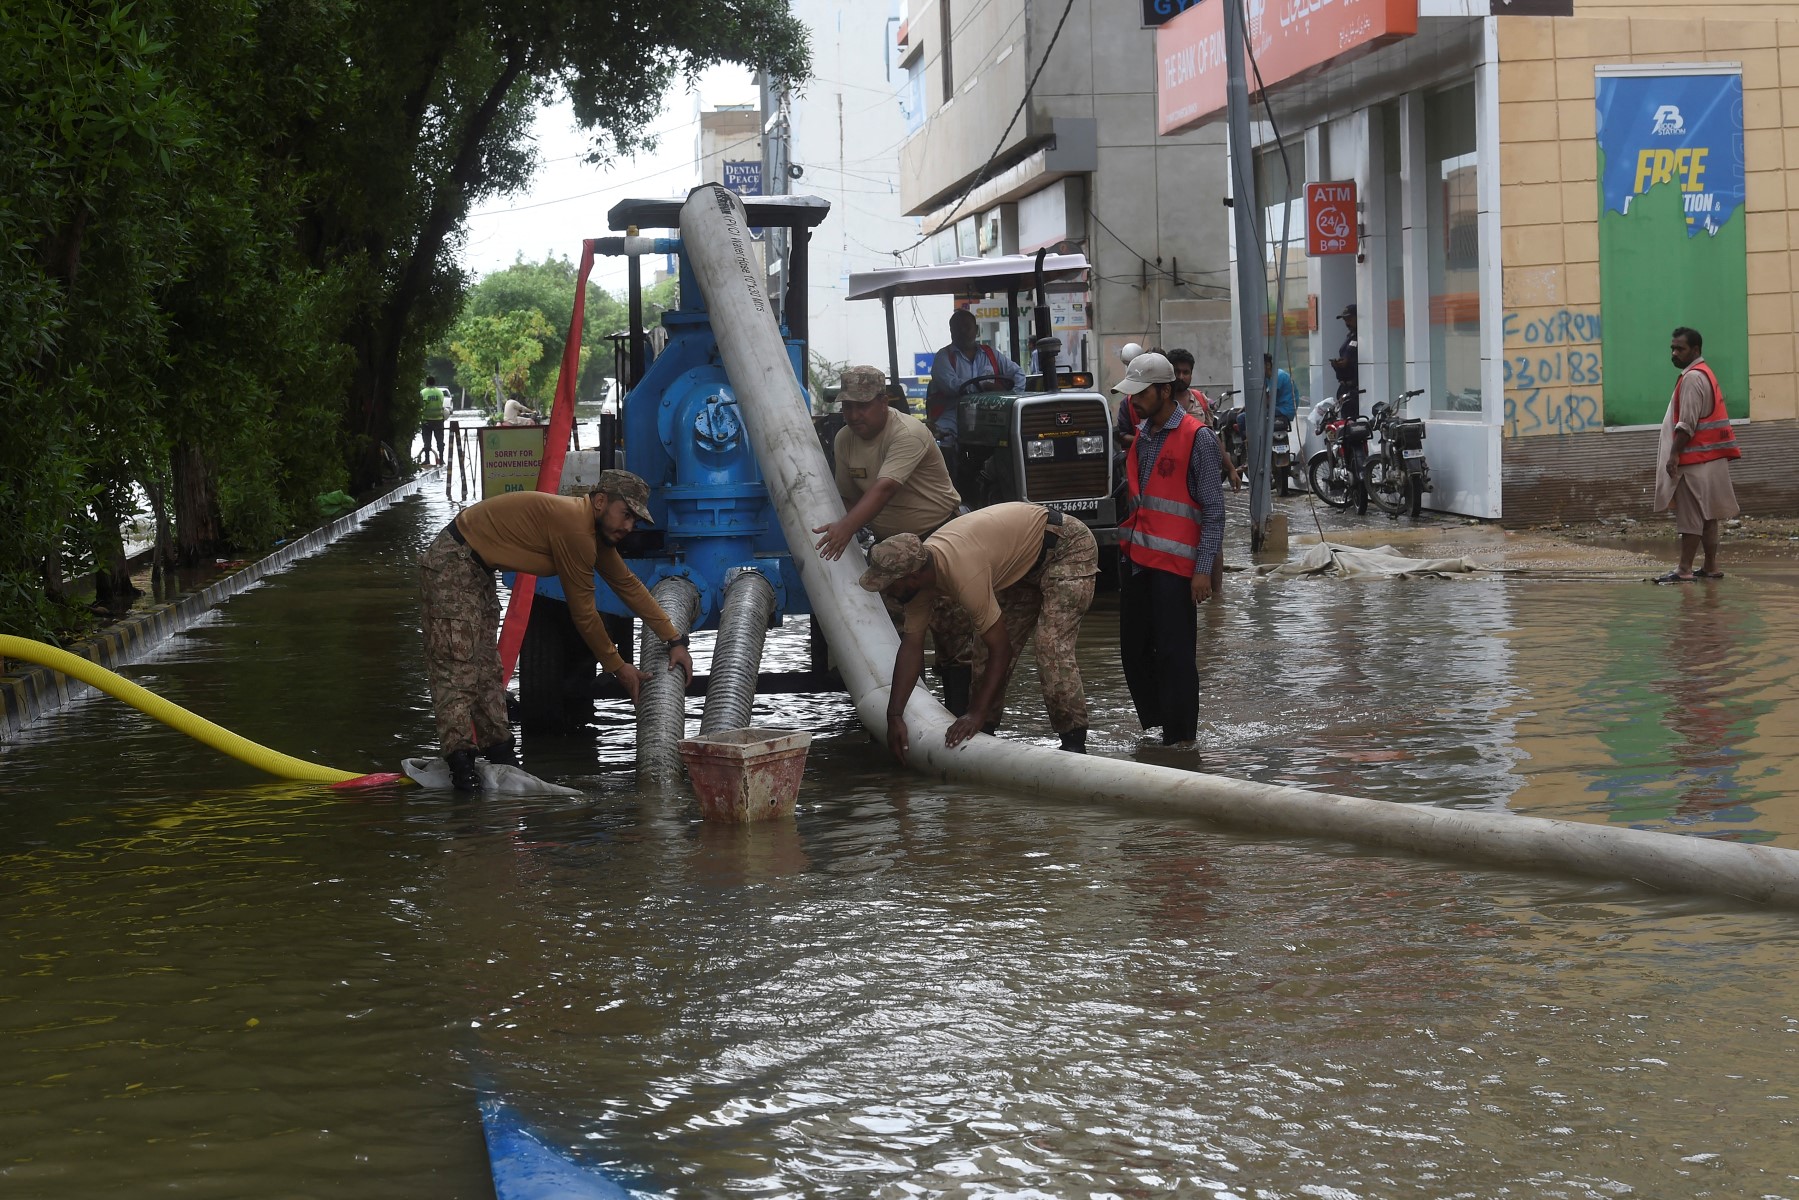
[1211,388,1295,494]
[1366,389,1431,517]
[1306,391,1373,513]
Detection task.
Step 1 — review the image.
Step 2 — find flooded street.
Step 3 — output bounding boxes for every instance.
[4,487,1799,1198]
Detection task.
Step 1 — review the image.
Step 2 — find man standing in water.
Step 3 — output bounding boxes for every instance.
[1113,351,1224,747]
[1654,326,1740,583]
[859,501,1098,759]
[814,365,975,711]
[419,375,451,466]
[418,470,693,789]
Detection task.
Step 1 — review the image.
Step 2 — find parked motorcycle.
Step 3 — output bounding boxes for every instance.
[1211,388,1296,494]
[1367,389,1431,517]
[1306,391,1373,513]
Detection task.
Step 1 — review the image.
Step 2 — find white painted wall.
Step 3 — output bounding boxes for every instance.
[786,0,951,375]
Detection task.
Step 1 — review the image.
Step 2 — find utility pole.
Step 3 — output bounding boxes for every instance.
[759,70,793,328]
[1223,0,1273,550]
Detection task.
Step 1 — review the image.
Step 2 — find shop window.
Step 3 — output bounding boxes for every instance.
[1426,82,1481,415]
[1381,102,1407,398]
[1255,142,1311,407]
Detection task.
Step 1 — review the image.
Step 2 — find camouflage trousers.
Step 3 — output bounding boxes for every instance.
[975,517,1098,734]
[419,523,510,755]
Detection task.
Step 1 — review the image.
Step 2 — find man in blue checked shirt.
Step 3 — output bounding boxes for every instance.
[1113,351,1226,748]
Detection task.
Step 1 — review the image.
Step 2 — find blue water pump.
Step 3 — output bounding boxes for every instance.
[515,196,835,729]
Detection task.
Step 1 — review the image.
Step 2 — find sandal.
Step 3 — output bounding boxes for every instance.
[1653,570,1698,583]
[1696,570,1725,579]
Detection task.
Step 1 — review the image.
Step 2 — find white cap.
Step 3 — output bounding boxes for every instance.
[1112,351,1176,396]
[1119,341,1145,363]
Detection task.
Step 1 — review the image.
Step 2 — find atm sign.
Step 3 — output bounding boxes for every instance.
[1306,181,1358,257]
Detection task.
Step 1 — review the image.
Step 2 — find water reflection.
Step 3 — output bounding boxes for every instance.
[4,490,1799,1197]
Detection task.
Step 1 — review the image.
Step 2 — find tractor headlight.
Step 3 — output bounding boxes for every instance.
[1076,435,1104,456]
[1026,439,1055,459]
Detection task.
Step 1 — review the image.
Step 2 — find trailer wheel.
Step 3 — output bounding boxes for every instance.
[517,597,597,733]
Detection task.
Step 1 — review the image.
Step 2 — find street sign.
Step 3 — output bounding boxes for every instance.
[913,352,934,377]
[722,161,762,197]
[1306,181,1358,256]
[479,425,547,499]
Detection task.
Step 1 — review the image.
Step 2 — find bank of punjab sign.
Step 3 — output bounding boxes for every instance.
[1157,0,1420,135]
[1306,181,1357,256]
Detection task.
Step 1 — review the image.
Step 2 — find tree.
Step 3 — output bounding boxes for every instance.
[447,309,556,407]
[0,0,810,641]
[295,0,812,492]
[460,255,627,405]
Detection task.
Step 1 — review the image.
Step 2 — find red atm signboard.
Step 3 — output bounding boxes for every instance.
[1306,181,1358,256]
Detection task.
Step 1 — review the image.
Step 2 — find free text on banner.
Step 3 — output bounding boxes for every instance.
[1596,68,1747,428]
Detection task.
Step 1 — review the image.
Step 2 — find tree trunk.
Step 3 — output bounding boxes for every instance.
[146,475,178,598]
[91,492,140,616]
[172,442,224,567]
[360,56,528,491]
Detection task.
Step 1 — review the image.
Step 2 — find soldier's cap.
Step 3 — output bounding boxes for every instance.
[858,533,932,592]
[592,469,654,524]
[837,365,887,405]
[1112,351,1176,396]
[1338,303,1357,319]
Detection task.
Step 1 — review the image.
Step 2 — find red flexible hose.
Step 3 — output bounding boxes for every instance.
[495,239,597,686]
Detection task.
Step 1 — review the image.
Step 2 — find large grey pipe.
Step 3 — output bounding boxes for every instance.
[699,568,776,736]
[636,575,700,785]
[678,183,1799,910]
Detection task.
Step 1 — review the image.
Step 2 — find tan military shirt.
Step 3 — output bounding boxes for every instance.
[456,491,680,672]
[901,502,1052,638]
[833,412,960,541]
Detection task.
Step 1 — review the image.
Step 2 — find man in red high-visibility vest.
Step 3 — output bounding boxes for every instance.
[1114,351,1225,747]
[1653,326,1740,583]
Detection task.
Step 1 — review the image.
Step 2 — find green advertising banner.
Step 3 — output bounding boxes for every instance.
[1596,67,1748,427]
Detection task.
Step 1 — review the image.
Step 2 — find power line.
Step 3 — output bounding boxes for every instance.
[887,0,1077,257]
[469,129,764,218]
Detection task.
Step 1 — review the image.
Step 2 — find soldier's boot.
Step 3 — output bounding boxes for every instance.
[1058,726,1088,754]
[446,748,482,791]
[941,664,972,716]
[481,736,517,767]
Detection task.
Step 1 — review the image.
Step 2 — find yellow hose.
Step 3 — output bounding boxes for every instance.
[1,634,363,784]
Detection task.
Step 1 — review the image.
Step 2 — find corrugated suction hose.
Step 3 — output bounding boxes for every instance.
[634,576,700,785]
[699,568,776,736]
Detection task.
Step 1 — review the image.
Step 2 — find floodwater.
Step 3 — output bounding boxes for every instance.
[3,486,1799,1199]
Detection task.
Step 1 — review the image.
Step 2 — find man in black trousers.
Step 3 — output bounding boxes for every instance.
[1113,351,1225,747]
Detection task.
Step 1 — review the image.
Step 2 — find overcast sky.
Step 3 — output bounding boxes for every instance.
[459,66,757,294]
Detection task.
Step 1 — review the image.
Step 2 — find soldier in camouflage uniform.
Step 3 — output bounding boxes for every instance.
[860,502,1098,760]
[419,526,511,764]
[419,469,692,789]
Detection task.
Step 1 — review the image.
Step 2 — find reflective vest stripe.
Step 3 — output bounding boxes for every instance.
[1674,362,1740,465]
[1134,493,1202,521]
[1121,412,1204,578]
[1129,531,1201,561]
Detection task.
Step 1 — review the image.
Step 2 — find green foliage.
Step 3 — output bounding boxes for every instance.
[448,308,557,404]
[0,0,810,640]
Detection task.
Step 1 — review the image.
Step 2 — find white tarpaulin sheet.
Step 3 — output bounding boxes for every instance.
[1258,543,1488,580]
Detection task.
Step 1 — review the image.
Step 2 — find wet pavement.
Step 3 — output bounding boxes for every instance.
[3,485,1799,1198]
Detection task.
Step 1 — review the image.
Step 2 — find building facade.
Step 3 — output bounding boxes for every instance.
[896,0,1234,393]
[1160,0,1799,523]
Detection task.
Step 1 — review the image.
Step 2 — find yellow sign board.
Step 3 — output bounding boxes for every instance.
[479,425,548,498]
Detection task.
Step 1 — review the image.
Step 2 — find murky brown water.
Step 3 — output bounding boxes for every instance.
[3,489,1798,1198]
